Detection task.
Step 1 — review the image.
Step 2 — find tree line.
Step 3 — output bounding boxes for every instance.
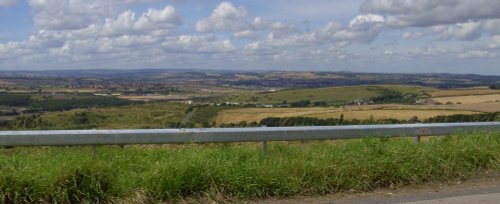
[0,93,138,113]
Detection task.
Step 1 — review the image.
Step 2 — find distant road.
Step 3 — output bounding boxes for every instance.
[180,107,197,125]
[254,173,500,204]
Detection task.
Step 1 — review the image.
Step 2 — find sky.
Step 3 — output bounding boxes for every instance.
[0,0,499,75]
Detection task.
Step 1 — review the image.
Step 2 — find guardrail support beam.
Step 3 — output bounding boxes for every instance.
[261,141,268,156]
[1,122,499,147]
[414,135,421,144]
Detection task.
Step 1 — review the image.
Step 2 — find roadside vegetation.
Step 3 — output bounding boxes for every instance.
[0,102,189,130]
[0,132,499,203]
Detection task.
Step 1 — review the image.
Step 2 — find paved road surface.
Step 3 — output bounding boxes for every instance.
[404,193,500,204]
[253,173,500,204]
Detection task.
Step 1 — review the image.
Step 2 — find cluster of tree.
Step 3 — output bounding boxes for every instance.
[368,87,424,104]
[30,97,136,112]
[127,86,179,95]
[290,100,311,107]
[257,115,403,127]
[0,93,138,112]
[284,100,328,107]
[187,105,226,128]
[423,112,500,123]
[219,112,500,127]
[0,94,32,106]
[67,111,104,129]
[0,114,49,130]
[490,85,500,89]
[0,109,19,116]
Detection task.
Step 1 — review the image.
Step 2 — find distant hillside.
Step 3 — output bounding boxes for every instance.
[1,69,499,88]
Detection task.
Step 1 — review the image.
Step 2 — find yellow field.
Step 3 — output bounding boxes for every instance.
[429,88,500,97]
[444,102,500,112]
[351,102,500,112]
[432,94,500,104]
[119,95,192,101]
[215,107,478,124]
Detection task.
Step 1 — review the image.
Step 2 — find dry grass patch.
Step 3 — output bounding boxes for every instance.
[430,89,500,97]
[432,94,500,104]
[352,103,500,112]
[215,107,478,124]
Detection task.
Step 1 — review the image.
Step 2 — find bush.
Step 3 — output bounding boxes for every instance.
[53,167,110,203]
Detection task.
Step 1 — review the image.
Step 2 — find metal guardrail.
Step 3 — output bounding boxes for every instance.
[1,122,500,147]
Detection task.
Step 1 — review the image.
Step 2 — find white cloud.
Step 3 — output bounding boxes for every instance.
[0,0,17,8]
[234,30,256,39]
[483,19,500,35]
[0,3,186,69]
[196,2,248,32]
[433,21,482,41]
[458,50,496,58]
[162,35,236,53]
[402,32,424,40]
[68,6,181,38]
[334,14,385,42]
[360,0,500,27]
[28,0,121,30]
[359,0,500,42]
[313,21,342,41]
[134,6,181,30]
[488,35,500,49]
[1,0,500,73]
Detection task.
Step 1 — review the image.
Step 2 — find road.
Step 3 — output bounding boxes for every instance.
[180,107,197,125]
[253,173,500,204]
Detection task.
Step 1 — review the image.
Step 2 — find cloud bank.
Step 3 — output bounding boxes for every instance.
[0,0,499,74]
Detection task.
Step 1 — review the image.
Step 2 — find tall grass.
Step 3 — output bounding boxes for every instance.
[0,132,499,203]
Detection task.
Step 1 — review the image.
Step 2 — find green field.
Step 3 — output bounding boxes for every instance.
[1,132,499,203]
[220,85,434,105]
[4,102,190,130]
[189,105,234,127]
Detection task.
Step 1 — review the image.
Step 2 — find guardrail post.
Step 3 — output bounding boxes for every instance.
[261,141,267,156]
[414,135,421,144]
[91,146,97,158]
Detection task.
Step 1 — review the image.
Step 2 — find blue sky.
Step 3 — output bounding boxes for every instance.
[0,0,499,75]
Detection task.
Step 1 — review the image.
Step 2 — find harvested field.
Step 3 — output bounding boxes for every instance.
[215,107,478,124]
[352,102,500,112]
[430,89,500,97]
[432,94,500,104]
[446,102,500,112]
